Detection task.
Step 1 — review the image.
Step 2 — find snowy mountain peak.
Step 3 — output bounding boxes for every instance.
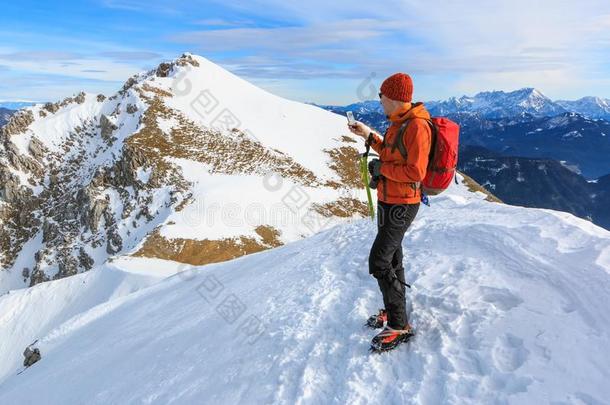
[427,87,566,119]
[0,53,370,291]
[556,96,610,120]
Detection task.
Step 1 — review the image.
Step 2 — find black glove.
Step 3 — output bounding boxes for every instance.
[368,158,382,178]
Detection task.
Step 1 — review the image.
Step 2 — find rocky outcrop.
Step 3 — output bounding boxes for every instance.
[0,84,189,285]
[98,114,118,143]
[28,136,48,161]
[155,53,200,78]
[1,110,34,138]
[23,345,41,367]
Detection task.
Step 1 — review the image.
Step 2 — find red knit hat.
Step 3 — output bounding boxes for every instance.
[380,73,413,103]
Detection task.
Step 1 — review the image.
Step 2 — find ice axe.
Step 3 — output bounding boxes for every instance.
[359,141,377,221]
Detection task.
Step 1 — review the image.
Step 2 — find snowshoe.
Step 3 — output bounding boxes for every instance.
[370,325,414,353]
[365,309,387,329]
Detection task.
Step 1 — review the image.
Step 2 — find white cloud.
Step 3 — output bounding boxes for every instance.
[3,0,610,102]
[169,0,610,100]
[98,51,163,61]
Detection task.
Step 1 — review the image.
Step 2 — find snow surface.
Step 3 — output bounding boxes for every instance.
[1,176,609,404]
[0,257,184,385]
[163,158,359,243]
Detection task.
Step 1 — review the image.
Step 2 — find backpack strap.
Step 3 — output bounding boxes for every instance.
[391,119,411,160]
[391,118,436,163]
[427,119,438,168]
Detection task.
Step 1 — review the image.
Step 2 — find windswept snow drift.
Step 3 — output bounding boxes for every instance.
[0,257,184,385]
[1,177,609,404]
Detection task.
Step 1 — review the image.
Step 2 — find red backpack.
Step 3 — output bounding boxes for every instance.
[391,117,460,196]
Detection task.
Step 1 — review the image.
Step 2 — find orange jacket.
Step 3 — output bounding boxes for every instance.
[368,102,432,204]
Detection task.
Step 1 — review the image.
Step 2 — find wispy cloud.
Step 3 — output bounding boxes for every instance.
[99,0,182,15]
[170,19,395,51]
[98,51,163,61]
[1,0,609,103]
[167,0,610,100]
[193,18,257,28]
[0,51,84,61]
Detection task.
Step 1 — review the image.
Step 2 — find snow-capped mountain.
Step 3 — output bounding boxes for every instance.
[1,175,609,403]
[556,96,610,120]
[322,88,570,120]
[0,108,13,127]
[0,53,368,292]
[321,88,610,122]
[426,88,567,119]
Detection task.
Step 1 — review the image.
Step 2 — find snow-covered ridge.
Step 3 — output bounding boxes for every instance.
[0,53,367,291]
[0,176,609,403]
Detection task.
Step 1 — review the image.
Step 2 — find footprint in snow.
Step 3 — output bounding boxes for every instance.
[479,286,524,311]
[491,333,529,373]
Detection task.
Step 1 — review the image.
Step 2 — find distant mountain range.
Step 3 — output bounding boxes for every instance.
[1,102,38,127]
[457,112,610,179]
[0,101,38,110]
[556,97,610,120]
[319,87,610,230]
[318,101,389,133]
[459,145,610,230]
[427,88,568,119]
[0,108,14,127]
[318,88,610,121]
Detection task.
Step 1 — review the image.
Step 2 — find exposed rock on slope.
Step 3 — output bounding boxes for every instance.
[0,54,368,290]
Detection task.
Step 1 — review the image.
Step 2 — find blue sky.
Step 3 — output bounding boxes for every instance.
[1,0,609,104]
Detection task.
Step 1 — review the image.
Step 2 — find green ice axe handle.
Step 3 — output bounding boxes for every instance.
[360,145,376,221]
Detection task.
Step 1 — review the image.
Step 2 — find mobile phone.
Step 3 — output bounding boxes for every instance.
[346,111,355,126]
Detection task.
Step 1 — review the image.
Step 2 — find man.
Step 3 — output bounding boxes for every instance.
[348,72,432,352]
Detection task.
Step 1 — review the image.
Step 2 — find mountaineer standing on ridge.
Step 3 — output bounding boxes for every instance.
[348,73,432,352]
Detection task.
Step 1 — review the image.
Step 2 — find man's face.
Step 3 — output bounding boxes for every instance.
[379,94,394,116]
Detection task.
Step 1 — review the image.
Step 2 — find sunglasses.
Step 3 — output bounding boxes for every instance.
[378,92,383,99]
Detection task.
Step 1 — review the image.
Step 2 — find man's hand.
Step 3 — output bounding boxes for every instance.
[347,120,372,140]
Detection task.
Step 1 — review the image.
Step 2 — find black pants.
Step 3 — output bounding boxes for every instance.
[368,200,420,328]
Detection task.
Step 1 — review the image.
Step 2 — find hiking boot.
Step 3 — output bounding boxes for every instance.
[370,324,414,353]
[365,309,387,329]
